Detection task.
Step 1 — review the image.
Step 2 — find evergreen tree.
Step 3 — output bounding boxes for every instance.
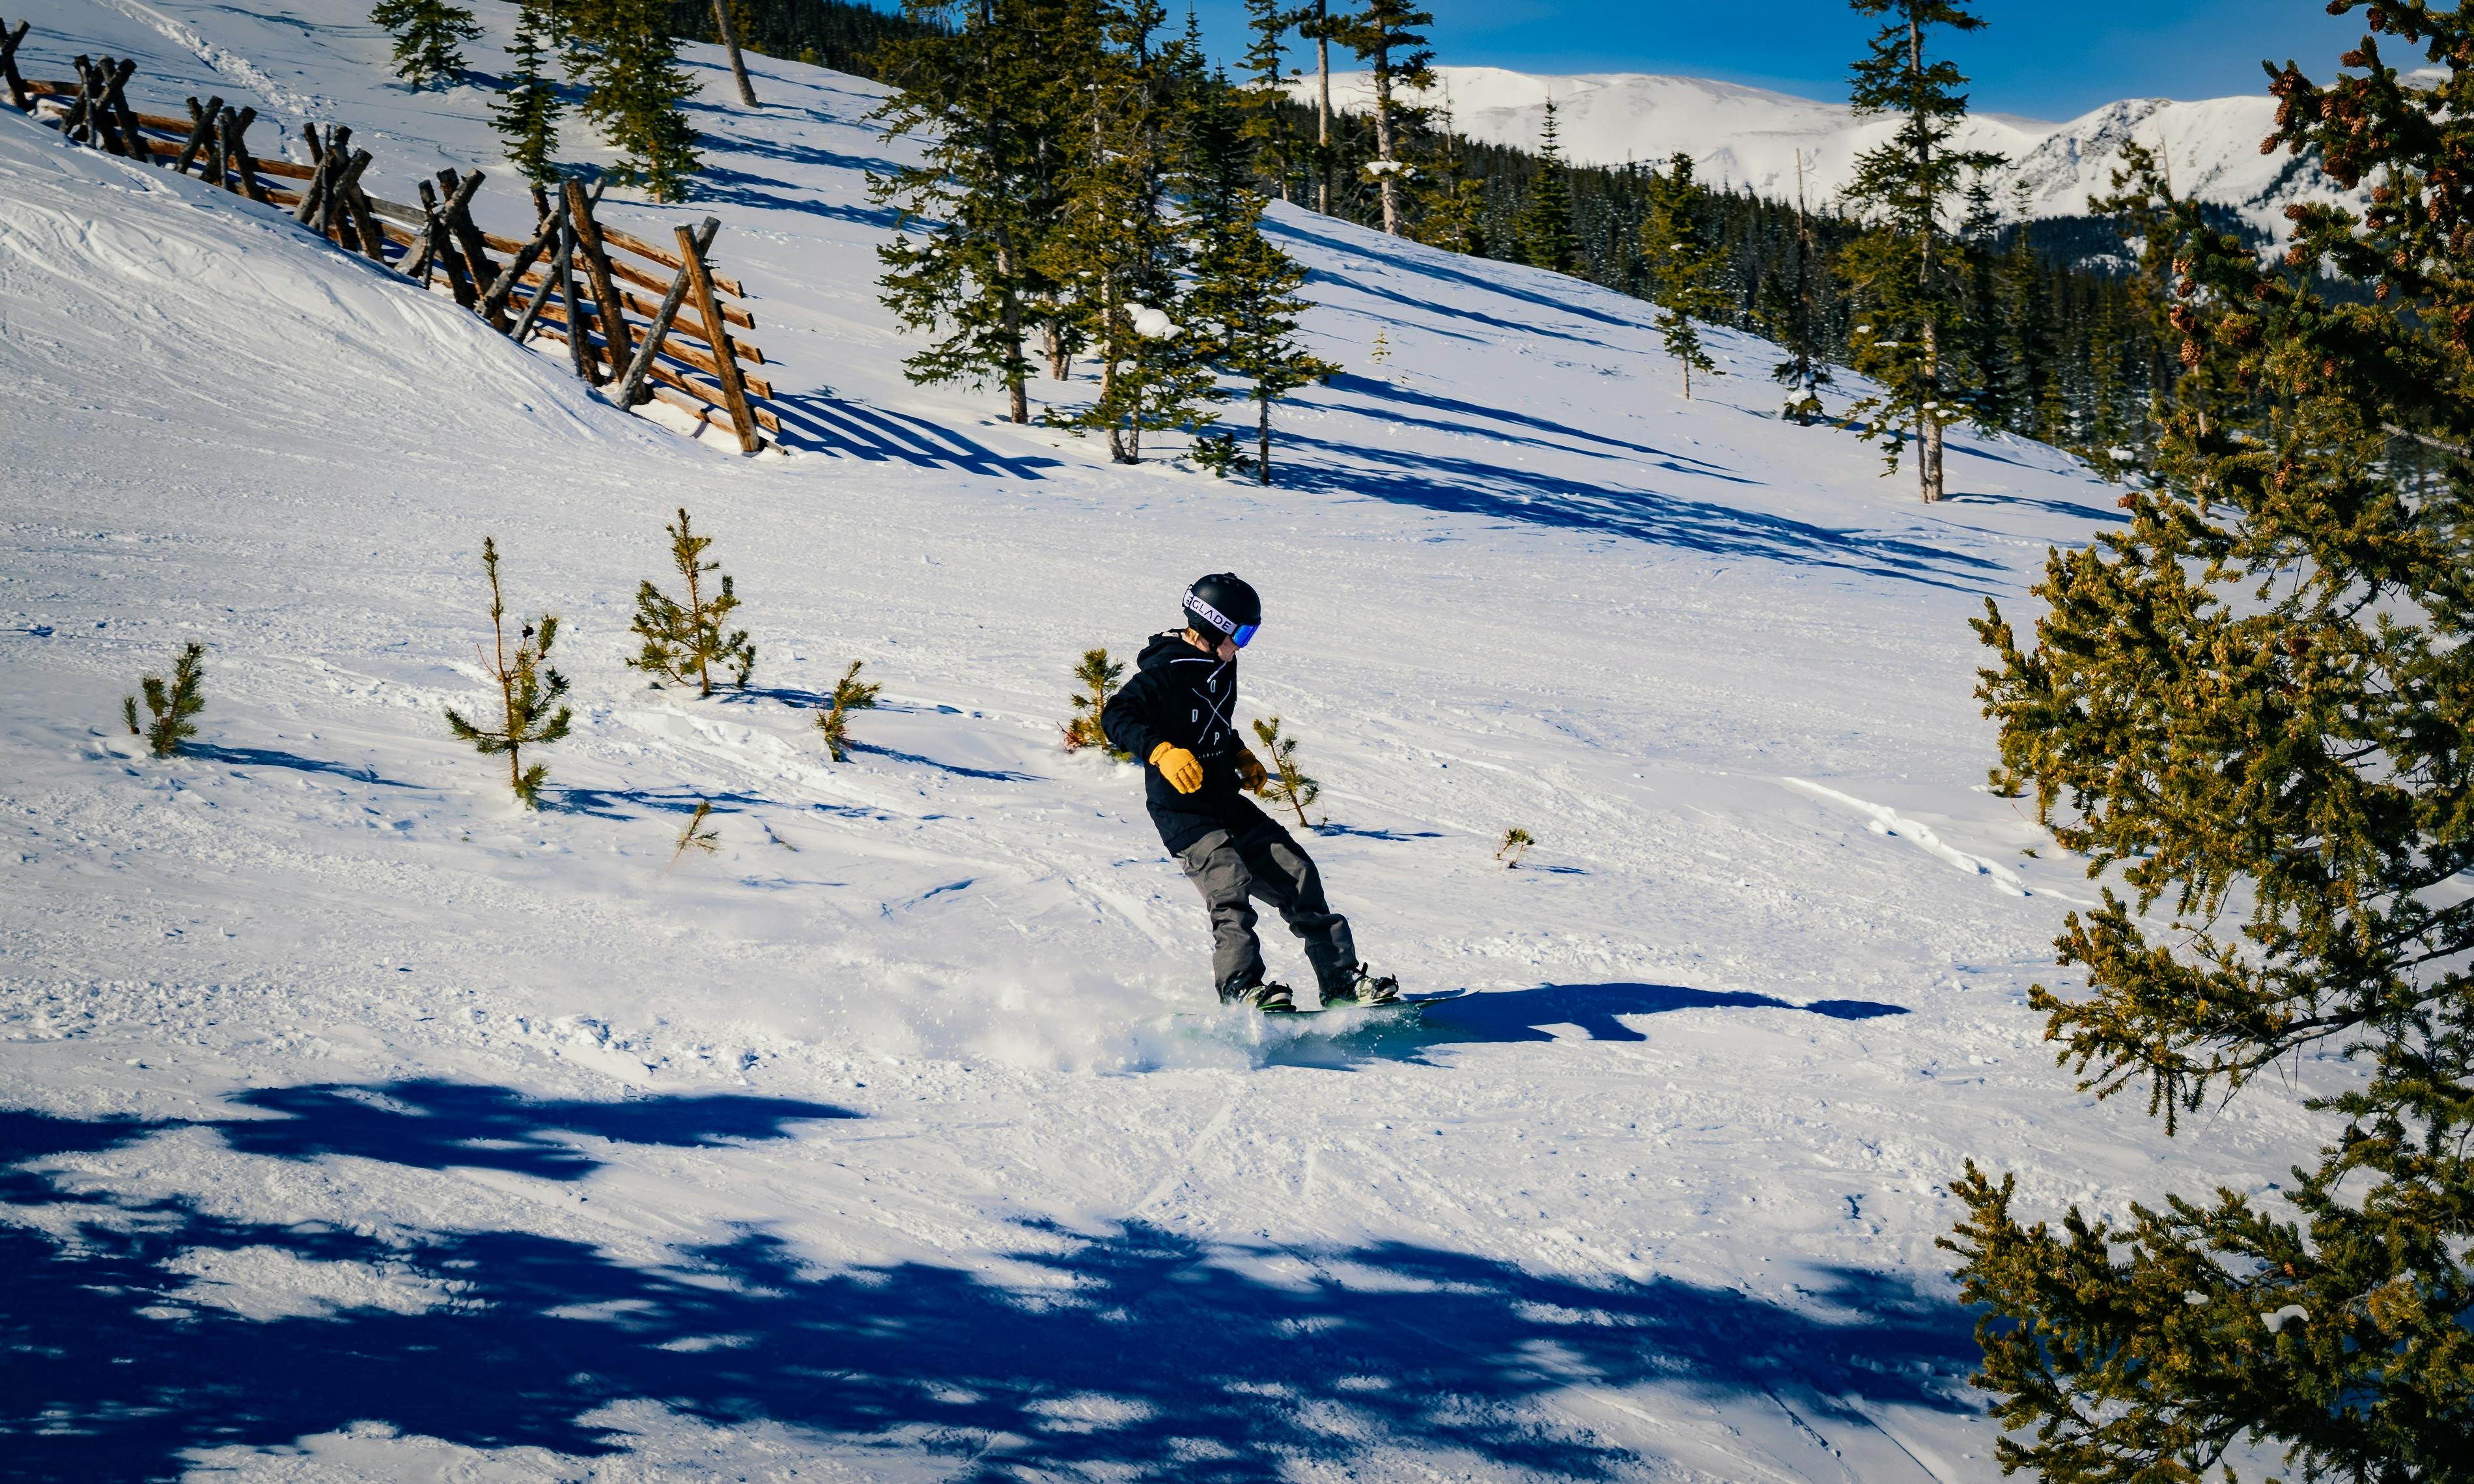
[1512,96,1578,274]
[1953,10,2474,1476]
[1039,0,1214,462]
[1757,149,1833,423]
[626,507,755,696]
[1237,0,1299,202]
[1409,94,1485,256]
[1982,182,2049,436]
[1062,647,1128,757]
[1338,0,1432,235]
[491,3,565,189]
[565,0,701,200]
[873,0,1080,424]
[1640,152,1728,398]
[1836,0,2002,502]
[371,0,481,91]
[1250,716,1319,828]
[122,641,205,759]
[815,660,880,761]
[444,537,572,809]
[1186,64,1337,485]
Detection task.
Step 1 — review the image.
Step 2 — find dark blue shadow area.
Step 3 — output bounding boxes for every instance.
[211,1081,858,1181]
[761,389,1054,478]
[0,1094,1975,1481]
[1416,983,1909,1046]
[1940,489,2128,524]
[548,785,778,820]
[187,744,419,789]
[1276,433,2004,591]
[1325,374,1728,465]
[691,164,907,225]
[843,741,1041,783]
[1311,824,1443,841]
[1265,218,1652,337]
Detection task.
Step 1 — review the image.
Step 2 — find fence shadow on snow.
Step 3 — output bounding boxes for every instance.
[1,1080,1976,1479]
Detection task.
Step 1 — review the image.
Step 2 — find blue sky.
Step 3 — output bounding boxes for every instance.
[1181,1,2374,121]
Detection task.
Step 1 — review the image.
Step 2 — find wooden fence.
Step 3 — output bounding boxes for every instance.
[1,23,778,452]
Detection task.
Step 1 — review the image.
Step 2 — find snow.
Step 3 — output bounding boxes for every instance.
[1303,64,2360,239]
[1,3,2334,1479]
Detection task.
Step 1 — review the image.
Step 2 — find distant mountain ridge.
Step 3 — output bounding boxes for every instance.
[1297,66,2353,238]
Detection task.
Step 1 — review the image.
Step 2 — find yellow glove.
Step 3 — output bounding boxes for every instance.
[1237,747,1269,793]
[1149,742,1205,794]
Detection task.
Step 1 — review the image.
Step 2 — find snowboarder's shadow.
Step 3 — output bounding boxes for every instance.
[1257,982,1909,1068]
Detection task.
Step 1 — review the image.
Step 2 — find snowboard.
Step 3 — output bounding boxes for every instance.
[1174,988,1466,1033]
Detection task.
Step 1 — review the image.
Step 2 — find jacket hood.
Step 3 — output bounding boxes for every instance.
[1135,630,1216,672]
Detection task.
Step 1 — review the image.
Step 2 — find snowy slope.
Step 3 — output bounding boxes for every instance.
[1,4,2333,1481]
[1305,65,2354,238]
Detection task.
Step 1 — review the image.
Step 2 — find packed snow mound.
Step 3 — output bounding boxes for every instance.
[1304,64,2355,238]
[1,2,2323,1480]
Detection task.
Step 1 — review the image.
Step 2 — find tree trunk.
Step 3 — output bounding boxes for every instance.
[1370,39,1401,235]
[1257,393,1272,484]
[711,0,759,107]
[1911,9,1941,503]
[1314,1,1331,216]
[996,244,1027,423]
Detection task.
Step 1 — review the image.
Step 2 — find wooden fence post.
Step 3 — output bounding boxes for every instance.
[173,94,218,174]
[563,178,632,382]
[292,126,335,223]
[223,105,264,201]
[509,199,570,345]
[62,55,92,144]
[1,20,31,113]
[415,178,477,308]
[344,175,387,264]
[616,216,718,408]
[105,55,138,153]
[676,222,760,453]
[438,169,502,323]
[478,213,561,325]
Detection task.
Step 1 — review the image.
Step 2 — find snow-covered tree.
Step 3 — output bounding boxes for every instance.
[444,537,572,809]
[1338,0,1432,236]
[1837,0,2002,503]
[1640,152,1728,398]
[626,507,755,696]
[370,0,481,91]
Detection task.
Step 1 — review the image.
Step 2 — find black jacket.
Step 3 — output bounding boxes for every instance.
[1102,630,1267,850]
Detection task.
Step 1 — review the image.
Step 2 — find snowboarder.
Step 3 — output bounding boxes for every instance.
[1103,573,1399,1013]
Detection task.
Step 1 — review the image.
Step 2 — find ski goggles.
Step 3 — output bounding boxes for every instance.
[1187,595,1260,649]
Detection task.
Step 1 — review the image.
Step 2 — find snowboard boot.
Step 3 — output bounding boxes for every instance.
[1219,977,1298,1013]
[1321,964,1401,1009]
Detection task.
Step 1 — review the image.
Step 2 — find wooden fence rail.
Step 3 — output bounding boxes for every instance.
[4,24,777,453]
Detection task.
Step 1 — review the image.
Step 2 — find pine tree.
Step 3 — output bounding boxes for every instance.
[814,660,879,762]
[122,641,205,759]
[1983,181,2049,436]
[1758,150,1834,423]
[1952,12,2474,1476]
[1237,0,1299,203]
[1837,0,2003,502]
[490,4,565,189]
[1640,152,1728,398]
[1495,827,1532,867]
[1061,647,1128,757]
[1338,0,1432,235]
[444,537,572,809]
[626,507,755,696]
[371,0,481,91]
[873,0,1080,425]
[563,0,700,200]
[1250,716,1319,829]
[1409,94,1485,256]
[1512,96,1578,274]
[1039,0,1214,463]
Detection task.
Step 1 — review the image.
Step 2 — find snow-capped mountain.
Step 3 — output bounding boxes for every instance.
[1301,66,2351,236]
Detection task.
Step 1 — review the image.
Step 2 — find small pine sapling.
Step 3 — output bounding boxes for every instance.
[1250,716,1322,829]
[667,798,720,871]
[443,537,572,808]
[1062,648,1129,759]
[1497,827,1534,867]
[122,641,206,758]
[626,507,755,697]
[815,660,879,762]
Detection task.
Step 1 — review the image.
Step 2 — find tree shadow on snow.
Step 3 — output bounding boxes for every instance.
[0,1086,1976,1481]
[186,744,421,789]
[760,387,1057,479]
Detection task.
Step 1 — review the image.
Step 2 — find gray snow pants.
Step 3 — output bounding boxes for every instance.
[1176,817,1357,996]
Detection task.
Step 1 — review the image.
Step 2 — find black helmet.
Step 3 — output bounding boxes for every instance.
[1182,573,1262,649]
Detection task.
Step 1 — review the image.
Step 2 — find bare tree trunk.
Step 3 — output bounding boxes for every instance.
[1257,395,1272,484]
[1314,1,1331,216]
[1911,9,1942,503]
[1370,38,1401,235]
[711,0,759,107]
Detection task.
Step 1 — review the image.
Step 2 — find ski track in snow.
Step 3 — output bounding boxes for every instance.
[1,3,2337,1480]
